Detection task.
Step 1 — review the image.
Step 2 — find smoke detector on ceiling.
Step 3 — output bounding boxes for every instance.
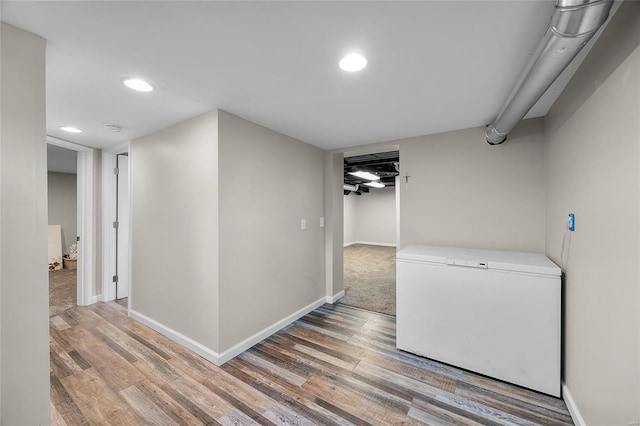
[105,123,122,132]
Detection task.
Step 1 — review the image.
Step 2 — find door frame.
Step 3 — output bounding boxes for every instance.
[341,144,401,245]
[46,136,95,306]
[115,152,130,300]
[101,142,130,302]
[337,144,401,299]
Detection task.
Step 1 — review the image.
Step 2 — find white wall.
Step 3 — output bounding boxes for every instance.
[130,109,326,359]
[324,152,344,300]
[218,110,325,351]
[47,144,77,174]
[344,187,396,246]
[544,2,640,424]
[399,119,546,253]
[131,111,220,352]
[93,150,102,297]
[343,193,357,245]
[0,22,50,424]
[48,172,77,252]
[334,118,546,254]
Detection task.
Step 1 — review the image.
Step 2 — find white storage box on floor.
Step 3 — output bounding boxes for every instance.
[396,245,561,396]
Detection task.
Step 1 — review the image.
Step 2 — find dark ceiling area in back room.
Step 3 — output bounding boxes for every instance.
[344,151,399,195]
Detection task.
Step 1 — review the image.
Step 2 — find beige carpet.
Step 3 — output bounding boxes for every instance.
[340,244,396,316]
[49,269,77,317]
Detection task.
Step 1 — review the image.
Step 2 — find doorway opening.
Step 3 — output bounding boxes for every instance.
[101,143,131,307]
[341,150,399,316]
[47,144,78,316]
[46,137,95,315]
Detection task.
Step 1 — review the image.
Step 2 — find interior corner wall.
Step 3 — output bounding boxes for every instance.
[544,2,640,424]
[218,110,325,352]
[131,110,219,352]
[0,22,50,425]
[47,172,77,251]
[398,119,546,253]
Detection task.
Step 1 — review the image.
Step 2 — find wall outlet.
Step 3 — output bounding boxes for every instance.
[301,219,307,230]
[320,217,325,227]
[568,213,575,231]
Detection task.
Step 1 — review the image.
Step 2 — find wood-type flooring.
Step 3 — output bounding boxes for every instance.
[50,301,574,425]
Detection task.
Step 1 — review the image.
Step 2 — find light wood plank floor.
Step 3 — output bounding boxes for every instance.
[50,302,574,425]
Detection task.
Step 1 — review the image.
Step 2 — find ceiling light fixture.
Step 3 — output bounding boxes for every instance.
[123,78,154,92]
[60,126,82,133]
[339,53,367,72]
[364,181,385,188]
[349,170,379,181]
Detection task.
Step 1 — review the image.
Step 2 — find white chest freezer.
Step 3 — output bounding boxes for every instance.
[396,245,561,396]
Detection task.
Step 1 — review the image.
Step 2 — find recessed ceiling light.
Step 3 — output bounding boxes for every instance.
[60,126,82,133]
[123,78,154,92]
[339,53,367,72]
[364,181,385,188]
[349,171,379,181]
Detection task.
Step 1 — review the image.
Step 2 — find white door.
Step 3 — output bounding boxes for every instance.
[116,154,130,299]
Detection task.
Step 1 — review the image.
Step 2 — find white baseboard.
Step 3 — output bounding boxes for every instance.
[130,309,222,365]
[89,294,103,305]
[344,241,396,248]
[129,295,327,366]
[216,296,326,364]
[325,290,345,304]
[562,382,586,426]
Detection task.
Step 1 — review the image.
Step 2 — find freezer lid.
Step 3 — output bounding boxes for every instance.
[396,245,561,277]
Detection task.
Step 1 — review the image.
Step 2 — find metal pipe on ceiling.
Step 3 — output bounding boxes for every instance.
[486,0,613,145]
